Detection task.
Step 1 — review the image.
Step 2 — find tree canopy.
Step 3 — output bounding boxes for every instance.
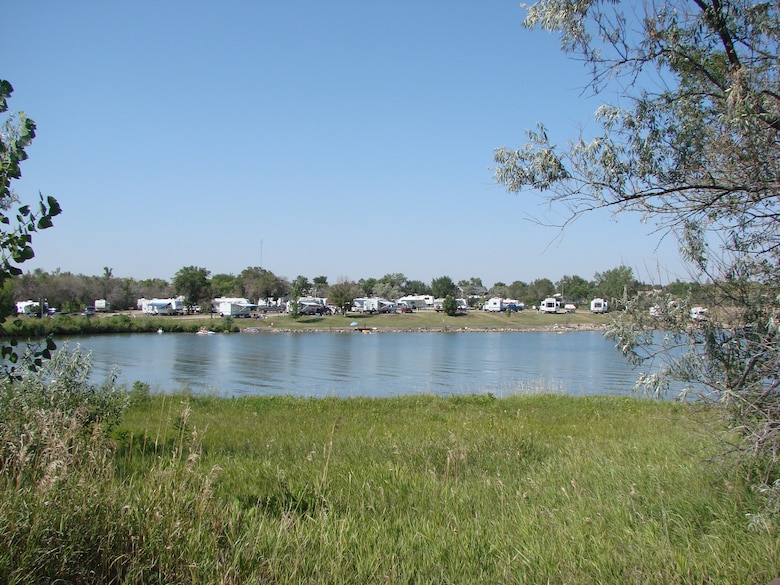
[495,1,780,485]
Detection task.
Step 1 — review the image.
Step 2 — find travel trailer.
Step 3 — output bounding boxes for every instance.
[483,297,505,312]
[15,300,40,316]
[139,297,186,316]
[539,297,561,314]
[212,297,256,318]
[434,298,469,314]
[396,295,434,311]
[94,299,111,312]
[352,297,396,313]
[590,298,608,314]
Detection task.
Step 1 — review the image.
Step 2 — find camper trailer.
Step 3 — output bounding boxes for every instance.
[483,297,505,312]
[140,297,186,316]
[434,298,469,314]
[590,298,608,314]
[396,295,434,311]
[94,299,111,313]
[352,297,396,313]
[15,300,40,316]
[539,297,561,314]
[212,297,256,318]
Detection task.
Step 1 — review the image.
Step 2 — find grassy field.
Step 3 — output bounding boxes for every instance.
[97,392,777,584]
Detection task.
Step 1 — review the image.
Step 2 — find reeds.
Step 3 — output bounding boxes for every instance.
[2,353,778,583]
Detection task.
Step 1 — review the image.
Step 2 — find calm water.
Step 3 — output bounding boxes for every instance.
[61,330,647,398]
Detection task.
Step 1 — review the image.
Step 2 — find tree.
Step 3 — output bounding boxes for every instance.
[494,2,780,485]
[312,275,329,298]
[592,266,639,304]
[557,274,592,304]
[172,266,211,309]
[526,278,555,307]
[404,279,432,296]
[328,279,360,314]
[441,295,458,316]
[358,277,377,297]
[0,80,61,377]
[211,273,241,297]
[431,275,457,299]
[240,266,288,302]
[288,275,310,319]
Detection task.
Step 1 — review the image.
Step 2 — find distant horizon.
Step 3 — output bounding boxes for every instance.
[18,259,693,289]
[8,2,687,286]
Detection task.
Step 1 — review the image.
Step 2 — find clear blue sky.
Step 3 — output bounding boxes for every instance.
[6,1,685,288]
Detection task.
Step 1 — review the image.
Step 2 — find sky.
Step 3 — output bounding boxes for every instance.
[5,1,688,289]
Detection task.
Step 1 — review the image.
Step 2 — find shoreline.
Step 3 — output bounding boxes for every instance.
[240,323,610,334]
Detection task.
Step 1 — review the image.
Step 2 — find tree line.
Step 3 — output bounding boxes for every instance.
[5,263,707,317]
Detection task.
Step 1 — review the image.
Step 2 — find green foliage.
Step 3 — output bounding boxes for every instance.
[0,80,61,379]
[108,394,778,584]
[495,2,780,489]
[328,280,360,314]
[431,275,457,299]
[172,265,211,308]
[441,294,458,316]
[593,265,639,305]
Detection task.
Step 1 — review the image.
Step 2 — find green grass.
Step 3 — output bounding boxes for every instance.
[102,393,779,584]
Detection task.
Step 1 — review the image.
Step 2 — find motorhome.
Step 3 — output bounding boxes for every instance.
[590,298,608,314]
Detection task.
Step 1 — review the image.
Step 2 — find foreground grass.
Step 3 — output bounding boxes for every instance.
[105,393,779,584]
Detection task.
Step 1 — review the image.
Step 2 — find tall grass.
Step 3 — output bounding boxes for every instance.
[1,348,777,583]
[113,392,779,584]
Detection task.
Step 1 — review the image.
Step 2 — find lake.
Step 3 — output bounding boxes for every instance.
[61,330,649,398]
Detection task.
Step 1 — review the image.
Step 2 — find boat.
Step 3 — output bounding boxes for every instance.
[353,327,376,334]
[196,327,216,335]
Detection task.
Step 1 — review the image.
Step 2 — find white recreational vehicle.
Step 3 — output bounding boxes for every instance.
[539,297,562,314]
[139,297,186,316]
[590,298,608,314]
[483,297,505,312]
[352,297,397,313]
[15,300,40,316]
[433,298,469,314]
[94,299,111,312]
[396,295,434,311]
[212,297,256,318]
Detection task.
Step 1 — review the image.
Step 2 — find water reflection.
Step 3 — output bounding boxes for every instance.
[70,331,644,398]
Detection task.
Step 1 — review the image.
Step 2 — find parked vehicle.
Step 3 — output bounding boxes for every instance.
[590,298,608,314]
[690,306,709,321]
[140,297,186,316]
[539,297,561,314]
[299,302,331,316]
[483,297,505,312]
[15,300,40,316]
[352,297,396,313]
[94,299,111,312]
[212,297,256,318]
